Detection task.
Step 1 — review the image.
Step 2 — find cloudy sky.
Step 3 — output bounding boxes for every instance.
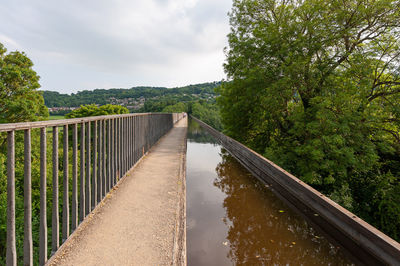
[0,0,232,94]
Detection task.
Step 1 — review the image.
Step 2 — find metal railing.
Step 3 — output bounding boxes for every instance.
[1,112,185,265]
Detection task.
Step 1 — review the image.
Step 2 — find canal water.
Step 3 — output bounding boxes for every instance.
[186,118,354,265]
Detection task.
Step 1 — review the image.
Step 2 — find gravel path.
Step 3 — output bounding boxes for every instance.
[47,117,187,266]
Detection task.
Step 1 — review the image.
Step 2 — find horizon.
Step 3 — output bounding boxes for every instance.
[39,80,222,95]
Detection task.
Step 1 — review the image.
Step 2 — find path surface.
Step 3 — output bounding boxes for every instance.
[47,117,187,266]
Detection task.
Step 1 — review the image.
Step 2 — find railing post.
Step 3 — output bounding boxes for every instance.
[111,118,115,186]
[98,120,103,202]
[123,117,126,175]
[24,129,33,265]
[118,118,121,180]
[102,120,107,194]
[107,119,111,192]
[72,124,78,231]
[39,127,47,265]
[114,118,118,184]
[80,123,85,222]
[62,125,69,242]
[52,126,59,253]
[6,130,16,266]
[86,122,91,215]
[92,121,97,206]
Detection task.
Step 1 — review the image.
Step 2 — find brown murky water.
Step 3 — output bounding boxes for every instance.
[187,118,355,265]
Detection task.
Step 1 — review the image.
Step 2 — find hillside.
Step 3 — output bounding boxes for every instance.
[42,81,220,109]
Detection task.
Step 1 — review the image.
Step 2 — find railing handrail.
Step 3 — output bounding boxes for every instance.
[3,112,185,266]
[0,112,171,132]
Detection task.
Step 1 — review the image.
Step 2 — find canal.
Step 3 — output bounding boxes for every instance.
[186,118,355,265]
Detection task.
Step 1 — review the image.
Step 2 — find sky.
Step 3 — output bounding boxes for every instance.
[0,0,232,94]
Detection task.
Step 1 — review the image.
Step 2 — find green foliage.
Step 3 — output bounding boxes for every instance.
[0,42,50,264]
[162,102,188,113]
[0,43,49,123]
[65,104,129,118]
[42,82,220,108]
[219,0,400,240]
[191,101,222,131]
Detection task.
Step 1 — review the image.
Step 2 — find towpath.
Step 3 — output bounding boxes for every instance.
[47,117,187,266]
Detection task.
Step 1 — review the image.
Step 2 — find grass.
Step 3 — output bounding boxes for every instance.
[48,115,65,120]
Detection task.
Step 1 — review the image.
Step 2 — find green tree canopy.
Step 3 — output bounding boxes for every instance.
[218,0,400,240]
[0,43,48,123]
[162,102,188,113]
[65,104,129,118]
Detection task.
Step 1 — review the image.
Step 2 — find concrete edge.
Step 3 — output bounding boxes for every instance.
[191,115,400,266]
[171,121,187,266]
[45,121,179,266]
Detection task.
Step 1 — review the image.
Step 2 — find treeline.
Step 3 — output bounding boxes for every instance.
[42,82,220,107]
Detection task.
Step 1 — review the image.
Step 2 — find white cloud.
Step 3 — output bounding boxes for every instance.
[0,0,232,93]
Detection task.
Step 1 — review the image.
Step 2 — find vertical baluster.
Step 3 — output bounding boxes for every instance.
[120,117,122,177]
[98,120,103,201]
[72,124,78,231]
[120,118,124,176]
[114,118,117,184]
[86,122,91,214]
[24,129,33,265]
[123,117,126,174]
[145,116,148,152]
[140,116,143,158]
[102,119,106,196]
[126,117,129,170]
[126,117,129,171]
[52,127,59,253]
[129,117,132,168]
[7,130,16,266]
[111,119,115,187]
[135,116,137,163]
[40,127,47,265]
[92,121,97,207]
[132,116,136,164]
[62,125,69,242]
[80,123,85,222]
[107,119,111,191]
[133,116,136,165]
[141,116,143,156]
[126,117,129,169]
[117,118,121,180]
[105,120,108,192]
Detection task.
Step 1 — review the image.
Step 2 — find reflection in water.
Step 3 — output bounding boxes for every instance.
[187,118,354,265]
[214,151,353,265]
[187,117,218,144]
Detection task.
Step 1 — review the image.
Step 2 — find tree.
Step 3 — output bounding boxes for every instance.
[65,104,129,118]
[162,102,187,113]
[0,42,49,263]
[218,0,400,240]
[0,43,48,123]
